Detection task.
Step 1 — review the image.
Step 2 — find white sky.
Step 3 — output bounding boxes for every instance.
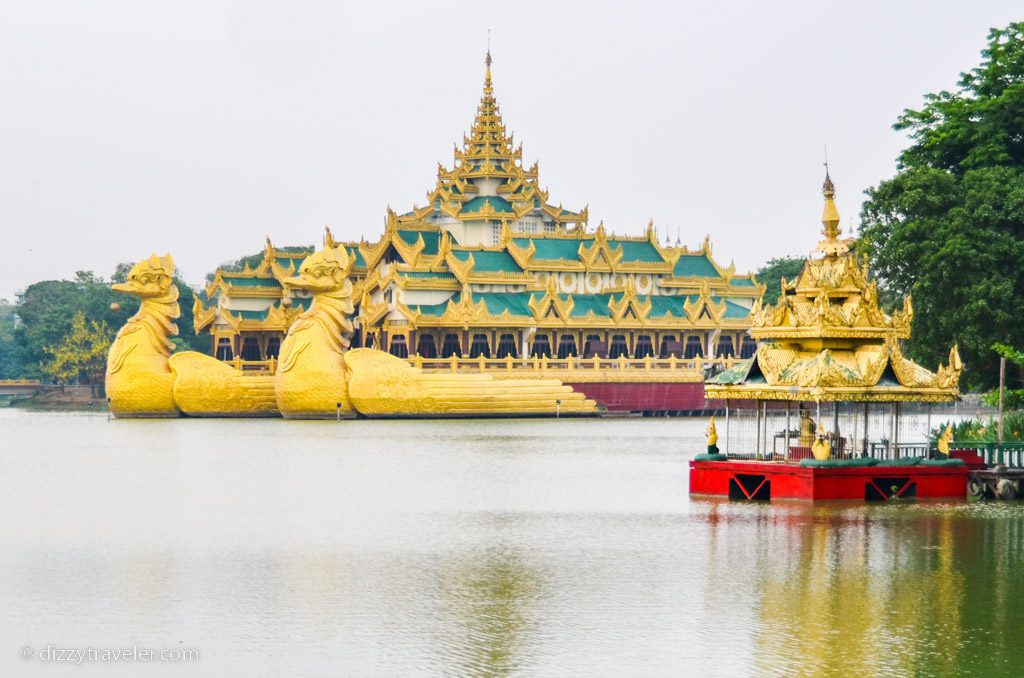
[1,0,1020,300]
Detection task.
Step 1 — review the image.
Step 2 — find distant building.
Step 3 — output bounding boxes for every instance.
[195,52,763,363]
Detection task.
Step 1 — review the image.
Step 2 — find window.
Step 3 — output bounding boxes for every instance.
[389,336,409,359]
[469,334,491,358]
[531,335,552,358]
[684,336,704,359]
[266,337,281,359]
[364,333,375,349]
[583,334,606,358]
[716,336,735,358]
[441,334,462,358]
[496,334,518,359]
[634,335,654,359]
[241,337,261,361]
[216,338,233,361]
[659,335,682,358]
[609,335,629,359]
[740,336,757,359]
[416,335,437,358]
[557,335,578,359]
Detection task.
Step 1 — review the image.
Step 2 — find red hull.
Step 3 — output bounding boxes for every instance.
[689,460,968,501]
[567,382,707,412]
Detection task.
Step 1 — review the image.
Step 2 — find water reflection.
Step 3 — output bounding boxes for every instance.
[436,544,542,676]
[689,502,1024,677]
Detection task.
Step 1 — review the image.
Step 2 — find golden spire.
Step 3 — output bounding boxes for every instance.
[816,169,852,258]
[485,39,492,85]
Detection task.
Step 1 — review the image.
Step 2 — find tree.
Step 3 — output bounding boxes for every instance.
[754,256,805,305]
[0,299,22,378]
[41,311,113,393]
[11,264,201,378]
[859,22,1024,389]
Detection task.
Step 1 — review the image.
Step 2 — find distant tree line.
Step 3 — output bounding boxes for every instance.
[0,267,198,386]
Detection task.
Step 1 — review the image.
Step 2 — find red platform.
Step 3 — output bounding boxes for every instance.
[689,459,968,501]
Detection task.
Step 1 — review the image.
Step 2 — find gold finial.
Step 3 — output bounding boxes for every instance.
[485,30,492,82]
[816,165,851,258]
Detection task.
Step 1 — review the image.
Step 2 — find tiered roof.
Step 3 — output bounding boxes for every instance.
[398,50,586,229]
[706,174,963,402]
[195,232,366,334]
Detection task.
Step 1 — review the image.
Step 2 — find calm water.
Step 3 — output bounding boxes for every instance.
[1,409,1023,677]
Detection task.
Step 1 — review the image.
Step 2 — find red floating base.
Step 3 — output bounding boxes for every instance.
[689,460,968,501]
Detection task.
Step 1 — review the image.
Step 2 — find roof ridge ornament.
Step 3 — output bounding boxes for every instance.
[816,168,854,258]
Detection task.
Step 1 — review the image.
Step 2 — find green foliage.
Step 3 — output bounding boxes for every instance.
[754,256,805,305]
[859,22,1024,390]
[980,342,1024,407]
[9,265,200,379]
[0,298,22,378]
[41,311,113,386]
[933,412,1024,443]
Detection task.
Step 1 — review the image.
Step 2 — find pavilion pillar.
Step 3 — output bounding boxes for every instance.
[891,402,900,459]
[755,400,762,460]
[785,401,791,460]
[862,403,870,458]
[724,400,730,456]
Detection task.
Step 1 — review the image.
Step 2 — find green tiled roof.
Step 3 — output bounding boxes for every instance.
[291,297,312,311]
[274,255,309,268]
[707,358,757,385]
[397,271,457,281]
[566,293,613,318]
[722,299,750,319]
[476,292,533,316]
[225,276,281,289]
[731,277,756,288]
[236,309,269,321]
[673,254,721,278]
[405,290,748,322]
[649,296,684,318]
[612,240,664,263]
[398,229,441,255]
[512,237,581,261]
[461,196,513,214]
[345,246,366,268]
[451,249,522,273]
[409,294,458,317]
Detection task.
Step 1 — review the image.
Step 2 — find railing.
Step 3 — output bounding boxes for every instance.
[410,355,726,381]
[0,379,41,386]
[224,357,278,374]
[950,441,1024,467]
[868,442,932,460]
[223,354,733,382]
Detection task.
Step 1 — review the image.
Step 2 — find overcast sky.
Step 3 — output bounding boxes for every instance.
[1,0,1020,300]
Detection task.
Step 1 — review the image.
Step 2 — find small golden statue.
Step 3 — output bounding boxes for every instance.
[798,408,815,447]
[811,423,832,461]
[937,424,953,457]
[706,416,719,454]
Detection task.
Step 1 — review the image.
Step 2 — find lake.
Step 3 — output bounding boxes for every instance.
[1,408,1022,676]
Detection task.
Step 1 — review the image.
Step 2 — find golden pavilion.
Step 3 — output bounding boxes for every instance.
[194,51,763,365]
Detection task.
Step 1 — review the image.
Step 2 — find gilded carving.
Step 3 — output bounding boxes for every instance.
[105,254,181,417]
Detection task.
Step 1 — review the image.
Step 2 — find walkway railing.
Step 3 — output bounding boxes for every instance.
[950,441,1024,467]
[223,354,733,382]
[409,355,727,382]
[223,357,278,374]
